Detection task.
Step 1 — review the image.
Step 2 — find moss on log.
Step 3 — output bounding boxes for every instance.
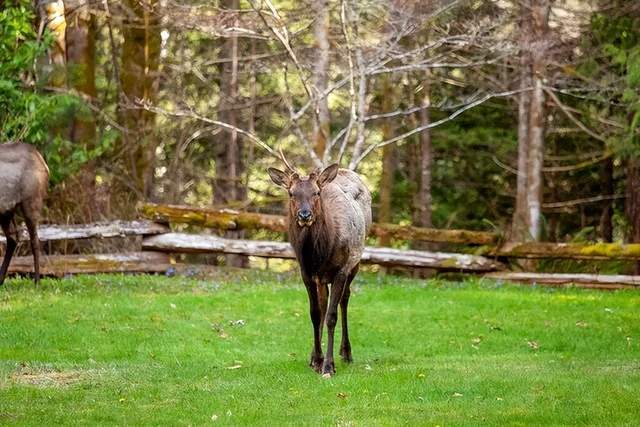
[137,202,287,232]
[137,203,497,245]
[493,242,640,260]
[369,223,496,245]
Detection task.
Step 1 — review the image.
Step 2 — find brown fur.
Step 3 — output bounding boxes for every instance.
[268,163,371,376]
[0,142,49,285]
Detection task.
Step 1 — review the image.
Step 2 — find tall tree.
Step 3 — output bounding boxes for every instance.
[413,72,432,231]
[65,0,95,145]
[512,0,551,242]
[64,0,98,219]
[119,0,161,205]
[214,0,248,267]
[214,0,245,208]
[312,0,331,162]
[378,75,396,247]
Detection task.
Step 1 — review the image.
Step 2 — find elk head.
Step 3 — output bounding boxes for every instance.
[268,156,339,227]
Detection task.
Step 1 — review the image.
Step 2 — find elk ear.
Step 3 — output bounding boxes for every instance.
[268,168,290,188]
[317,163,339,188]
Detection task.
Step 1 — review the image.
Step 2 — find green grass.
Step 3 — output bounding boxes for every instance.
[1,270,639,426]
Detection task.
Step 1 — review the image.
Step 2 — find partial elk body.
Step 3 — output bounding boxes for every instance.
[0,143,49,285]
[268,155,371,377]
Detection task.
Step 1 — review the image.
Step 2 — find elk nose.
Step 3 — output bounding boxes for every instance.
[297,209,312,221]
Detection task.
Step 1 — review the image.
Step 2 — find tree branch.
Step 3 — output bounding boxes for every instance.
[136,100,277,158]
[350,88,533,168]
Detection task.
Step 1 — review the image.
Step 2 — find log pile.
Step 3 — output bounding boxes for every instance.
[0,202,638,288]
[141,233,504,272]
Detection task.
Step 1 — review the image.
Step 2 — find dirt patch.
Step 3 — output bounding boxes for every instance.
[10,366,90,388]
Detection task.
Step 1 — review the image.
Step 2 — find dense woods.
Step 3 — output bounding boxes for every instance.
[0,0,639,270]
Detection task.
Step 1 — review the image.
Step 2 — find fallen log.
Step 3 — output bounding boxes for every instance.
[485,272,640,290]
[0,220,169,245]
[6,252,171,277]
[137,202,497,245]
[137,202,287,232]
[492,241,640,260]
[142,232,504,272]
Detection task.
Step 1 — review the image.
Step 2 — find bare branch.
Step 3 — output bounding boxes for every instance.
[350,88,533,169]
[543,86,607,142]
[136,101,277,158]
[248,0,313,99]
[281,66,323,168]
[543,194,624,210]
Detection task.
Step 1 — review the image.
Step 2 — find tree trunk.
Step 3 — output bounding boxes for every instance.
[626,158,640,273]
[378,76,396,247]
[312,0,331,162]
[119,0,161,208]
[512,0,550,242]
[214,0,247,267]
[413,75,433,230]
[64,0,98,220]
[600,157,614,242]
[38,0,66,87]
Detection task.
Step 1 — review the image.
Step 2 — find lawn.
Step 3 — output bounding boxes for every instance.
[0,270,639,426]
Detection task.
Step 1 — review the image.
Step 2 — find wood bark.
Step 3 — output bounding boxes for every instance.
[6,252,170,276]
[119,0,161,204]
[312,0,331,161]
[485,272,640,290]
[512,0,550,242]
[142,233,504,272]
[137,202,498,244]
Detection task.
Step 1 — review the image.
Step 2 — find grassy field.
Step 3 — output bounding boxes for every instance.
[0,270,639,426]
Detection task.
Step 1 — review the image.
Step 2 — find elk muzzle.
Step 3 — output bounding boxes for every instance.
[297,209,314,227]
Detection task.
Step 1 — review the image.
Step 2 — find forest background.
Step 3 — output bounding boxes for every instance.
[1,0,639,271]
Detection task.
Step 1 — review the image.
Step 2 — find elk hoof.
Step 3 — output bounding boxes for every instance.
[321,361,335,376]
[309,354,324,373]
[340,351,353,363]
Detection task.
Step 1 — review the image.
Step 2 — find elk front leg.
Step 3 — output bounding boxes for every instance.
[0,214,17,286]
[303,273,324,372]
[322,271,348,377]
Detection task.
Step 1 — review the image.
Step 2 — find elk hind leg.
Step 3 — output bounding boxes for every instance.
[340,264,359,363]
[22,201,42,284]
[0,213,17,286]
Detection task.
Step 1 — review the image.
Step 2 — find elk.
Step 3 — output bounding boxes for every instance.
[0,143,49,285]
[268,152,371,377]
